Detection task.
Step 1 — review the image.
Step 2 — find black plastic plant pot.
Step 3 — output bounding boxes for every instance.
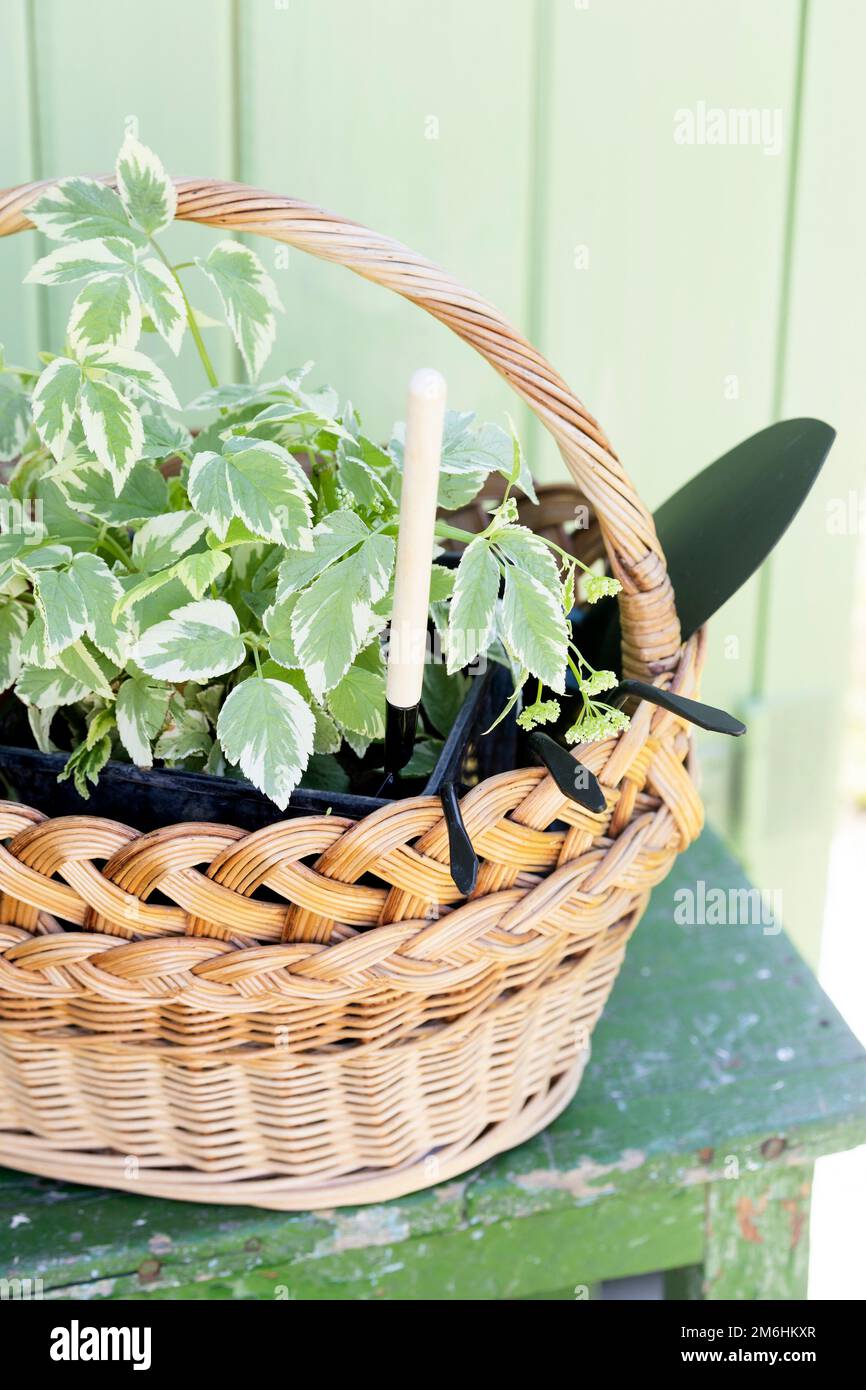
[0,663,517,835]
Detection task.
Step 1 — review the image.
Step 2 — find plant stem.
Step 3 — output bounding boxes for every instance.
[148,237,219,389]
[434,520,476,545]
[97,528,134,572]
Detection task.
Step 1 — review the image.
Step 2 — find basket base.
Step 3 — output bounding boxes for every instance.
[0,1063,582,1210]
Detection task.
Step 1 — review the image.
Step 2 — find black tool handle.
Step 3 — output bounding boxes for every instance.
[384,701,419,775]
[528,732,607,813]
[616,679,746,737]
[440,782,479,896]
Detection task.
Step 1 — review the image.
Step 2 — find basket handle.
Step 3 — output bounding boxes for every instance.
[0,176,681,677]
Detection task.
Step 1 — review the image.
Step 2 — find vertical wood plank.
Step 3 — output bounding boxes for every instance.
[704,1166,812,1300]
[736,0,866,962]
[237,0,538,446]
[0,0,42,363]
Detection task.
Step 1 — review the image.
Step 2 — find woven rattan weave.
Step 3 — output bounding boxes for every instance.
[0,178,704,1207]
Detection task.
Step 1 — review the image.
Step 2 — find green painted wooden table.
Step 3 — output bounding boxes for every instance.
[2,829,864,1301]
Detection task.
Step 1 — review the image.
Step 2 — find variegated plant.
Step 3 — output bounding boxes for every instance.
[0,135,627,809]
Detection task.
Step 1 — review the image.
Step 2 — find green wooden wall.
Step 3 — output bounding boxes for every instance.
[1,0,863,962]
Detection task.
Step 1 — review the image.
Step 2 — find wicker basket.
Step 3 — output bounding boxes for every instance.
[0,178,704,1209]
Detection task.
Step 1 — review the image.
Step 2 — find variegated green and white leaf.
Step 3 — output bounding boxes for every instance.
[68,273,142,351]
[447,537,499,674]
[31,357,82,460]
[19,614,49,666]
[116,135,177,235]
[0,600,28,690]
[0,372,31,461]
[494,526,561,596]
[27,178,140,244]
[85,345,179,409]
[15,664,91,709]
[216,675,315,810]
[326,663,386,740]
[275,510,368,600]
[79,375,144,492]
[134,258,185,354]
[132,598,245,682]
[14,542,73,572]
[68,552,128,662]
[220,437,312,547]
[24,237,130,287]
[55,639,115,699]
[33,565,89,654]
[263,594,299,668]
[173,547,231,600]
[62,460,167,524]
[500,566,569,692]
[187,450,231,540]
[28,705,57,753]
[289,530,395,698]
[197,240,282,379]
[116,676,171,768]
[132,511,207,572]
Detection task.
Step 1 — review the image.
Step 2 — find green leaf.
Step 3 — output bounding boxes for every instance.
[28,178,141,244]
[68,273,142,351]
[140,409,191,460]
[154,695,212,765]
[115,135,177,235]
[0,601,28,690]
[132,598,246,682]
[116,676,170,768]
[428,565,456,604]
[62,460,168,524]
[500,566,569,692]
[216,675,315,810]
[174,547,231,600]
[133,258,185,354]
[59,723,114,798]
[437,468,487,510]
[220,436,312,547]
[0,372,31,461]
[395,410,536,503]
[15,664,91,709]
[24,237,130,286]
[504,417,537,504]
[79,375,144,493]
[33,566,89,654]
[447,537,499,673]
[187,450,231,540]
[299,754,350,793]
[494,525,561,595]
[422,662,469,738]
[68,552,128,662]
[197,240,282,379]
[326,663,386,739]
[401,738,443,780]
[291,535,396,698]
[85,345,179,409]
[132,511,208,571]
[275,510,368,600]
[31,357,82,460]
